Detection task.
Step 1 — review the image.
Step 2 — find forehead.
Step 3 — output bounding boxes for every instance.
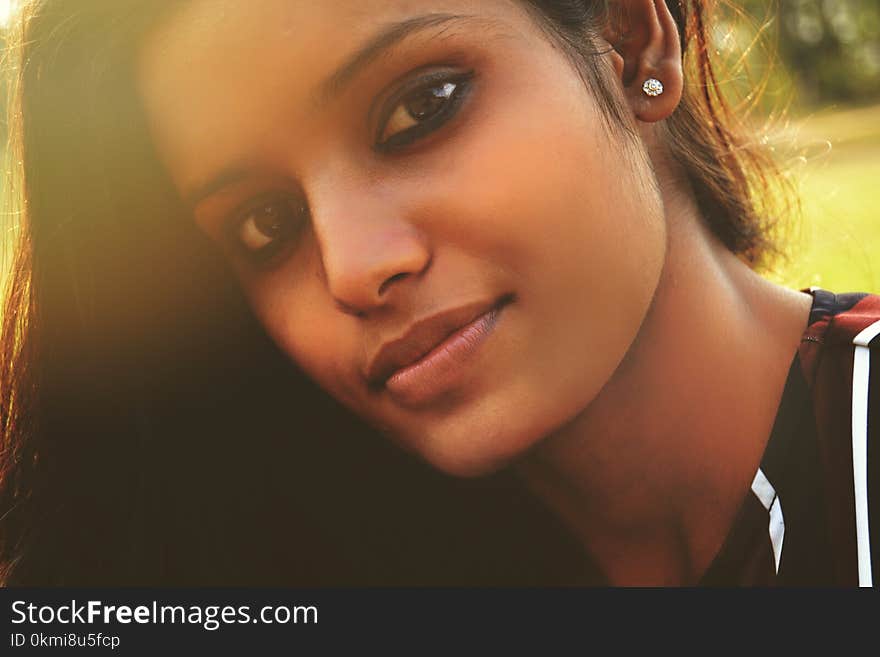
[136,0,528,199]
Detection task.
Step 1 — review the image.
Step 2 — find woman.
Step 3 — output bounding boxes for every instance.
[1,0,878,586]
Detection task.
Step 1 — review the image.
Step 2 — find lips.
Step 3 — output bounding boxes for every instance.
[365,294,513,388]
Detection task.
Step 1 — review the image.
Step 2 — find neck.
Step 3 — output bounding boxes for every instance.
[511,153,813,586]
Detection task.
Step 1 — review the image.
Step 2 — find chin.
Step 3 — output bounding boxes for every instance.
[420,451,512,479]
[410,418,547,479]
[414,386,603,478]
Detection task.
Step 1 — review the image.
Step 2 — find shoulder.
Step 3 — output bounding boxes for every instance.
[796,286,880,587]
[801,286,880,344]
[798,287,880,383]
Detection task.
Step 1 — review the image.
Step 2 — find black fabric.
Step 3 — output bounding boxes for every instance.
[699,288,875,586]
[761,353,835,585]
[697,353,815,585]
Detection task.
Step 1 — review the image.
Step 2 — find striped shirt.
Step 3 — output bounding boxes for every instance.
[699,287,880,586]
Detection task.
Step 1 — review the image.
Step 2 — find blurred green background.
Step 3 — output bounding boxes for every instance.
[726,0,880,292]
[0,0,878,295]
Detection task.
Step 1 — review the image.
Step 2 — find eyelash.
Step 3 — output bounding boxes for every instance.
[373,69,474,153]
[227,69,475,265]
[225,193,309,266]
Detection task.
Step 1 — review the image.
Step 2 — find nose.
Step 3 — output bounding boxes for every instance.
[309,187,432,316]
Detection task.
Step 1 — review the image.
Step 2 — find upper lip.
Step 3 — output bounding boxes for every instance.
[365,296,509,387]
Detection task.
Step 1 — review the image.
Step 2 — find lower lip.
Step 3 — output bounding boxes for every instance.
[384,299,509,408]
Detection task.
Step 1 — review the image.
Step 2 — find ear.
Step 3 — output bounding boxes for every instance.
[601,0,683,123]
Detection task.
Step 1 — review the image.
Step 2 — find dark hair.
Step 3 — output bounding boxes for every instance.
[0,1,794,584]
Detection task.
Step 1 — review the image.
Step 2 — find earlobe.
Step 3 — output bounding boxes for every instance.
[603,0,683,123]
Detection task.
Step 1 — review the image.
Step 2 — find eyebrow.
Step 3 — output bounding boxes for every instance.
[315,12,471,107]
[184,12,473,208]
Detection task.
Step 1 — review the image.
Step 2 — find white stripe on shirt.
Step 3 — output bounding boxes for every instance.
[851,319,880,587]
[751,468,785,574]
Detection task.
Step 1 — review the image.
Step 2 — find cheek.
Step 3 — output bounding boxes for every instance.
[246,256,364,408]
[408,70,664,302]
[360,82,666,474]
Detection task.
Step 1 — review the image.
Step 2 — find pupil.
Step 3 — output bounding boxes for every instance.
[255,204,284,236]
[406,82,455,120]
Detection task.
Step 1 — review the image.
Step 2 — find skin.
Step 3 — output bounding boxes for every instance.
[138,0,814,584]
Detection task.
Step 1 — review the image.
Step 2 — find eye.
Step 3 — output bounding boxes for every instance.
[375,70,474,152]
[230,195,309,262]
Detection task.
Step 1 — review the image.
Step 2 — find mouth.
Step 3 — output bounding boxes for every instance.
[366,293,515,407]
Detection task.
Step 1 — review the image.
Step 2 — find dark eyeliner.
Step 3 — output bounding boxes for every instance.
[373,69,475,153]
[223,192,305,266]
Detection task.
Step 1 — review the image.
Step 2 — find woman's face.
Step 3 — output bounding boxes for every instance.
[138,0,667,476]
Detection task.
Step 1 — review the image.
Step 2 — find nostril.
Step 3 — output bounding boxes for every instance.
[378,272,410,297]
[335,298,365,317]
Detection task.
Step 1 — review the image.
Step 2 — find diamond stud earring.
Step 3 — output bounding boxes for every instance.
[642,78,664,97]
